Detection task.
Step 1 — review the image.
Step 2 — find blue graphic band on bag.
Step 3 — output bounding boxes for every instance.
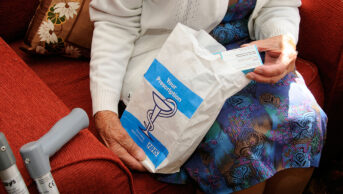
[121,111,169,168]
[144,59,203,119]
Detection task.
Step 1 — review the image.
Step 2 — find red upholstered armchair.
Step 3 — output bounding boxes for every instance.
[0,0,342,193]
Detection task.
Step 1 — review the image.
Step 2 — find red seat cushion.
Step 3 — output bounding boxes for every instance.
[9,40,98,138]
[0,38,133,193]
[295,58,325,107]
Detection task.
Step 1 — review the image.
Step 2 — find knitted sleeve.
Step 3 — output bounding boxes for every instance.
[89,0,142,115]
[250,0,301,43]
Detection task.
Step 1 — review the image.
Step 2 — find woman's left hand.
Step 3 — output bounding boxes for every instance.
[242,35,298,84]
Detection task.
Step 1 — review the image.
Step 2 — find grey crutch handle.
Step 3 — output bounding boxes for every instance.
[20,108,89,179]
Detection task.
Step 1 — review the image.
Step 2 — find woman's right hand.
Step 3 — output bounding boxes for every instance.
[94,110,146,171]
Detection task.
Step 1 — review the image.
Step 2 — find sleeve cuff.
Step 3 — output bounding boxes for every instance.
[91,87,120,116]
[257,22,299,44]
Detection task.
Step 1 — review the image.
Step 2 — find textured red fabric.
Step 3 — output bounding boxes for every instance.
[298,0,343,110]
[0,38,133,193]
[0,0,39,42]
[9,40,97,138]
[295,58,325,107]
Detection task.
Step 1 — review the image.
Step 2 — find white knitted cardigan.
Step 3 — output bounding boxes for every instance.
[89,0,301,115]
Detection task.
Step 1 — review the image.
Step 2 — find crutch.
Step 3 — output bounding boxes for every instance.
[0,132,29,194]
[20,108,89,194]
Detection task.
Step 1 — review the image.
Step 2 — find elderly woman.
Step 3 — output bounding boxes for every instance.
[89,0,327,193]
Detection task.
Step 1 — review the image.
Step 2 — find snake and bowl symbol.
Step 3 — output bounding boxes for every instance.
[139,91,177,139]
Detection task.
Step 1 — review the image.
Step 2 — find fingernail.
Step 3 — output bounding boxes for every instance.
[137,150,146,161]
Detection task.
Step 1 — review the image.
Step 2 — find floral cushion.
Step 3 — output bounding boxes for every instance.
[22,0,92,58]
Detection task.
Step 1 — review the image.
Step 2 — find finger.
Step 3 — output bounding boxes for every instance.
[255,51,297,77]
[246,71,286,84]
[254,62,287,77]
[110,143,147,171]
[115,127,146,161]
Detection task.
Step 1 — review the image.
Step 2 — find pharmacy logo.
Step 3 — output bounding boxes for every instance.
[140,91,177,139]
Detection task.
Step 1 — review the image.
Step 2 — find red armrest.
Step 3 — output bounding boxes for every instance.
[297,0,343,110]
[298,0,343,157]
[0,37,134,193]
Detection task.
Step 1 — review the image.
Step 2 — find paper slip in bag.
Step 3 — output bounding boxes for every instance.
[120,23,263,173]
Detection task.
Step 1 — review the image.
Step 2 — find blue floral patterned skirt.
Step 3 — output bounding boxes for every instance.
[157,72,327,193]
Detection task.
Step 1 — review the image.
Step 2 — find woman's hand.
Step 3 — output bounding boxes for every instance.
[242,35,298,84]
[95,110,146,171]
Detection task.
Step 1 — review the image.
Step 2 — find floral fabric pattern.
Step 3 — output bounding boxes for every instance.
[23,0,92,58]
[54,2,80,20]
[38,20,58,44]
[157,1,327,193]
[37,1,81,58]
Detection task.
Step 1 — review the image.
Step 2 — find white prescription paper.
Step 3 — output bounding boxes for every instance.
[217,45,263,72]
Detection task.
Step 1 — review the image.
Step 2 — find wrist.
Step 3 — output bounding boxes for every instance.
[283,34,296,50]
[95,110,118,120]
[90,85,120,115]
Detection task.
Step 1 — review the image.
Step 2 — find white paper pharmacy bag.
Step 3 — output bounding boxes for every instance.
[120,23,262,173]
